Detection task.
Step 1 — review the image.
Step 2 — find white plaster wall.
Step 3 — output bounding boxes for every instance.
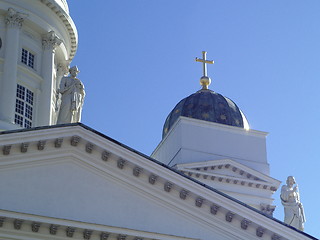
[177,148,270,174]
[152,122,183,165]
[153,117,270,175]
[0,158,240,240]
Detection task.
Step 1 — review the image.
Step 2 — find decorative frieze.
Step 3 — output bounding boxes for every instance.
[5,8,27,28]
[118,235,126,240]
[195,197,204,207]
[179,189,189,200]
[37,141,46,150]
[2,145,11,155]
[55,138,63,148]
[50,224,59,235]
[260,204,275,216]
[83,229,93,239]
[240,219,251,230]
[86,143,94,153]
[117,159,126,169]
[133,167,142,177]
[164,182,173,192]
[101,151,110,161]
[148,175,157,185]
[0,217,5,227]
[70,136,80,146]
[210,205,219,215]
[270,186,277,191]
[225,212,234,222]
[20,143,29,153]
[100,232,109,240]
[0,213,285,240]
[256,227,265,237]
[31,222,41,232]
[180,168,278,194]
[13,219,23,230]
[271,234,281,240]
[66,227,75,237]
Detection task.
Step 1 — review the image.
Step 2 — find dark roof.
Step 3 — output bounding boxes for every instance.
[162,89,249,138]
[0,123,317,239]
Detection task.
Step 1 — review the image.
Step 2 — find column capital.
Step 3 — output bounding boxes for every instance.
[42,31,62,51]
[57,62,69,76]
[5,8,28,28]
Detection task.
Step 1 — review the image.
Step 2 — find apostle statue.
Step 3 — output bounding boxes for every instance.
[280,176,305,231]
[56,66,85,124]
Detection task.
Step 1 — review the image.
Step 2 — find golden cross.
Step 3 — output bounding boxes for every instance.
[195,51,214,77]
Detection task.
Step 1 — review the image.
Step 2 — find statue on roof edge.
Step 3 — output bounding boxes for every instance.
[280,176,305,231]
[56,66,85,124]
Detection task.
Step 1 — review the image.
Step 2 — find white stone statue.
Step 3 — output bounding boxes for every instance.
[57,66,85,124]
[280,176,305,231]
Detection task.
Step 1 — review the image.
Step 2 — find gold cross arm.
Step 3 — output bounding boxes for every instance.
[195,51,214,77]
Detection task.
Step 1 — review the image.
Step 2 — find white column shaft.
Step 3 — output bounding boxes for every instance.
[38,48,55,126]
[0,26,20,123]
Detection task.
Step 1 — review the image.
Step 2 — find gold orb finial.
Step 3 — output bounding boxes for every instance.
[200,76,211,90]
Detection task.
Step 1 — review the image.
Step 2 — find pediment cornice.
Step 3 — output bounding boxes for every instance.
[176,159,281,192]
[0,209,196,240]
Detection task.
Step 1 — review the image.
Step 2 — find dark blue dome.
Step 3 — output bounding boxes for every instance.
[162,89,249,138]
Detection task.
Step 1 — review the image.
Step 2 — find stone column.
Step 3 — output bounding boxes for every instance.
[0,8,26,123]
[38,31,62,126]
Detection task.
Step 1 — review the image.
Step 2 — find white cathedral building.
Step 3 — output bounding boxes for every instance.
[0,1,316,240]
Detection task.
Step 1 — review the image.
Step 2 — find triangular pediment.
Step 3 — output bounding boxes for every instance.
[0,124,311,240]
[175,159,280,191]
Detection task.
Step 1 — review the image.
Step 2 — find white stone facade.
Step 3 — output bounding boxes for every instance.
[152,117,280,211]
[0,124,315,240]
[0,0,77,130]
[0,1,317,240]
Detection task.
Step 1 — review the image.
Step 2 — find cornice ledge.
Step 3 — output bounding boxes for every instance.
[37,0,78,60]
[0,209,198,240]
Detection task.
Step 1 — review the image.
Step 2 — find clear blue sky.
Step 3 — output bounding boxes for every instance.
[68,1,320,237]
